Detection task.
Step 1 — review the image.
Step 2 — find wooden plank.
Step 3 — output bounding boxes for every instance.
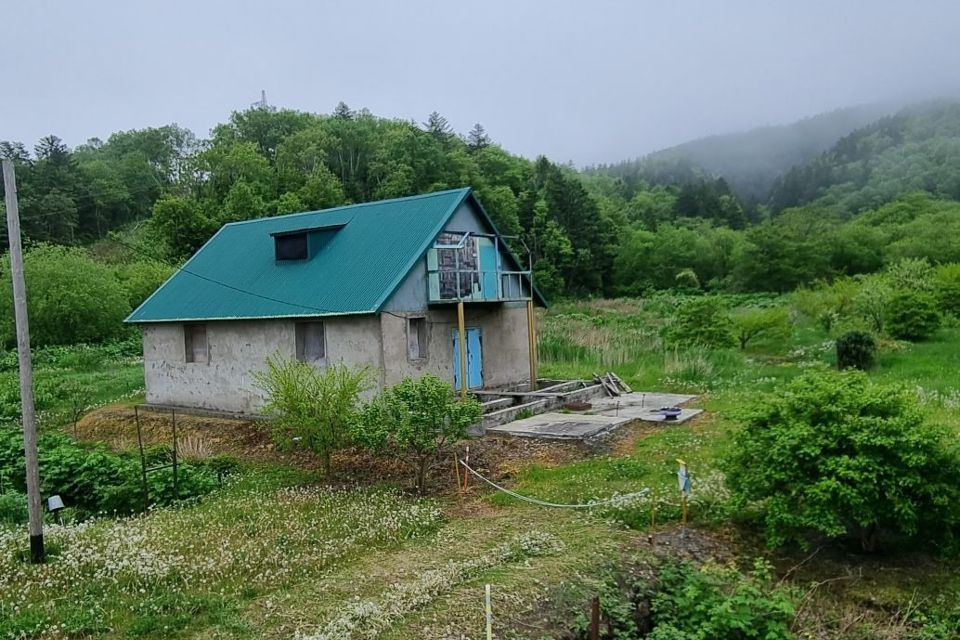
[610,372,633,394]
[593,373,620,397]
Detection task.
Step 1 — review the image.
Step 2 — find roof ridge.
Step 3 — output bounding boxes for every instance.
[223,187,472,228]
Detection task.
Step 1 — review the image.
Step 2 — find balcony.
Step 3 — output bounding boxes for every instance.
[426,231,532,303]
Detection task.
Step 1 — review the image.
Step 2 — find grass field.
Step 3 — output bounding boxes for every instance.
[1,298,959,638]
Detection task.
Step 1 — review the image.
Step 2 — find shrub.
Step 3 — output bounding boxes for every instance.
[0,428,216,516]
[0,245,131,347]
[731,307,792,350]
[649,559,796,640]
[933,263,960,318]
[114,260,175,309]
[886,257,934,292]
[835,330,877,370]
[851,274,892,333]
[354,375,482,493]
[725,370,960,551]
[0,491,27,526]
[252,355,371,475]
[665,296,736,348]
[884,290,941,341]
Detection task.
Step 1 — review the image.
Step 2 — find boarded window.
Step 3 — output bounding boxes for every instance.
[184,324,208,363]
[296,322,325,362]
[275,233,308,261]
[408,317,428,360]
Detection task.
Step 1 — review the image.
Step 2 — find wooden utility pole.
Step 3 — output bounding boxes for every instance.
[457,301,468,399]
[2,159,44,564]
[527,299,538,391]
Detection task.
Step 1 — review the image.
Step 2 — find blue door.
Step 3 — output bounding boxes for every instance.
[478,238,500,300]
[453,327,483,390]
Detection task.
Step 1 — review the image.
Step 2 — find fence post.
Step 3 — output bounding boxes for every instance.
[485,583,493,640]
[171,409,179,501]
[135,406,149,511]
[590,595,600,640]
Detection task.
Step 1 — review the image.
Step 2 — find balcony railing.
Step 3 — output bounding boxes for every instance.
[427,267,533,303]
[426,231,533,303]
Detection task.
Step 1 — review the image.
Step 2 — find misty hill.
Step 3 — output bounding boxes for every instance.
[769,100,960,213]
[592,103,895,200]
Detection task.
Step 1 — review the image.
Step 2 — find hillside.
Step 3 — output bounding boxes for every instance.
[769,100,960,213]
[590,102,895,200]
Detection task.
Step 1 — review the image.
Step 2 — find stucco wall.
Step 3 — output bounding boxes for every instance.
[380,303,531,389]
[142,315,384,414]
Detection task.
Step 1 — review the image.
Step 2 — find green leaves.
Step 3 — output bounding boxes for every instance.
[354,375,482,493]
[0,244,131,348]
[666,296,737,349]
[884,290,941,341]
[725,370,960,551]
[251,355,371,475]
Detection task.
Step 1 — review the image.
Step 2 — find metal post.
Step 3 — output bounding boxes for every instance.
[3,159,44,564]
[457,301,468,399]
[171,409,178,501]
[527,299,538,391]
[135,406,149,511]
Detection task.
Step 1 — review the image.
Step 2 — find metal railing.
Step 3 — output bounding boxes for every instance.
[427,267,532,302]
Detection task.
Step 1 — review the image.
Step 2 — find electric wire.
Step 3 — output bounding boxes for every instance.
[459,459,650,509]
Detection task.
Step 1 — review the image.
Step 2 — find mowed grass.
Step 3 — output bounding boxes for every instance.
[0,471,444,639]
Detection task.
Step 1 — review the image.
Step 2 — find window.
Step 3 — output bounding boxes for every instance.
[184,324,208,363]
[408,317,427,360]
[275,232,308,261]
[296,322,325,362]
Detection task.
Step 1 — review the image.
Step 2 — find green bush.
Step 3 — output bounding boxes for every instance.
[884,290,941,341]
[252,355,371,475]
[731,307,792,350]
[666,296,736,348]
[649,559,796,640]
[933,263,960,318]
[0,245,131,347]
[114,260,175,309]
[835,330,877,370]
[725,371,960,551]
[0,491,27,526]
[0,427,217,517]
[355,375,482,493]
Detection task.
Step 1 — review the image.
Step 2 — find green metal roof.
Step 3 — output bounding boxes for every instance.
[127,188,479,323]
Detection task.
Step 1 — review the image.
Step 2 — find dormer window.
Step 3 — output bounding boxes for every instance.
[271,223,346,262]
[275,232,308,261]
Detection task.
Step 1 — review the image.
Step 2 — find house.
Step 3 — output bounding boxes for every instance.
[126,187,547,415]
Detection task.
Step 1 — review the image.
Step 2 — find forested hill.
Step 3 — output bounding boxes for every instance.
[5,99,960,312]
[0,106,618,300]
[588,102,894,201]
[768,100,960,214]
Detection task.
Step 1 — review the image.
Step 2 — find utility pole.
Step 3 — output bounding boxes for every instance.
[2,159,44,563]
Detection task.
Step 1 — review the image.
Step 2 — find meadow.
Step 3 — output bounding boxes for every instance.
[0,291,959,638]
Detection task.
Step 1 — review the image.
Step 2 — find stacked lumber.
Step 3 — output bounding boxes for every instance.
[592,372,632,396]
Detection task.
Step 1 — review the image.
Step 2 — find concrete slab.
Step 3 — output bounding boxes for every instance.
[590,392,702,424]
[486,412,631,439]
[484,391,702,440]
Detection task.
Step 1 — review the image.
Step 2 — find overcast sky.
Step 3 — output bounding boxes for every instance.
[3,1,959,166]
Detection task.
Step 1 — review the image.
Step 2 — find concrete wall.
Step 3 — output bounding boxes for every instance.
[142,315,384,414]
[143,199,536,414]
[379,302,531,389]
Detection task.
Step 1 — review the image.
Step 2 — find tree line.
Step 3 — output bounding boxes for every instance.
[3,100,960,305]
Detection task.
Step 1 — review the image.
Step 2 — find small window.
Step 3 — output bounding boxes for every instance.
[296,322,325,362]
[184,324,208,363]
[408,317,427,360]
[275,233,308,261]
